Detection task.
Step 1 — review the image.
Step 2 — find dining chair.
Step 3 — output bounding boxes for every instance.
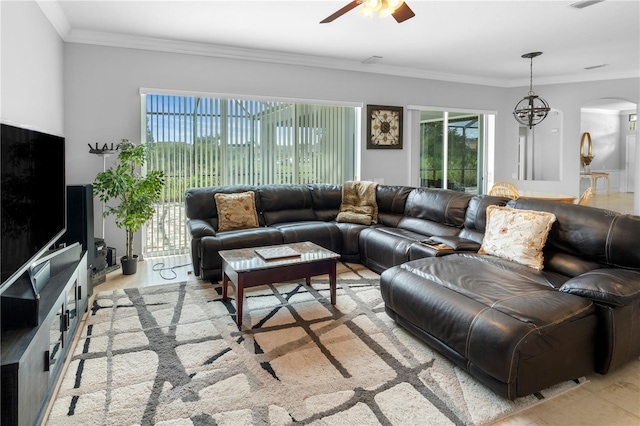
[489,181,519,200]
[578,187,593,206]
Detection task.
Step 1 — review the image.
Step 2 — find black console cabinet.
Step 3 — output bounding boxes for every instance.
[1,244,88,426]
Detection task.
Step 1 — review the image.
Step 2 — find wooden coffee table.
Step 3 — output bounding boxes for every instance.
[219,241,340,326]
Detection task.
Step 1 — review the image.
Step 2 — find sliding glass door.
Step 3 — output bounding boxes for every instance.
[419,111,484,194]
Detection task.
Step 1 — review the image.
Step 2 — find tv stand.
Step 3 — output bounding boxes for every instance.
[1,243,90,426]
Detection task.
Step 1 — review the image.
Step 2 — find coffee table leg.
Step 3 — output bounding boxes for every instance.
[236,275,244,326]
[329,260,337,305]
[222,273,229,300]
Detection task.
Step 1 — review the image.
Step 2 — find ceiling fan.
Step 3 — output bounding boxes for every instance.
[320,0,416,24]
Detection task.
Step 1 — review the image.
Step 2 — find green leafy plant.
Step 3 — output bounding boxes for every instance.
[93,140,165,261]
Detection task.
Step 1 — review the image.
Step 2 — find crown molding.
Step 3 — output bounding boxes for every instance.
[36,0,70,39]
[506,69,640,88]
[63,28,508,87]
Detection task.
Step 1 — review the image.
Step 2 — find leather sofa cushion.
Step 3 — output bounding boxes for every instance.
[199,227,283,271]
[508,199,640,270]
[404,188,473,228]
[334,221,368,256]
[258,184,317,225]
[396,216,460,237]
[185,185,264,229]
[308,184,341,221]
[458,195,511,244]
[560,268,640,306]
[187,218,216,238]
[375,185,412,219]
[381,254,593,383]
[359,226,430,273]
[544,252,603,279]
[270,221,343,254]
[463,195,511,233]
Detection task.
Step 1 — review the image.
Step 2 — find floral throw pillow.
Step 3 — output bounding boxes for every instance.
[479,205,556,270]
[214,191,260,232]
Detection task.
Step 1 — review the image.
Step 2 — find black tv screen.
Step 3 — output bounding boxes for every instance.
[1,123,66,290]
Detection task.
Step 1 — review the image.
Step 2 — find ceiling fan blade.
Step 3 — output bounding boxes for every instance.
[320,1,361,23]
[392,2,415,23]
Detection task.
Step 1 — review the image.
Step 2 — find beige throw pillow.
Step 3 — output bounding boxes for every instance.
[479,205,556,270]
[214,191,259,232]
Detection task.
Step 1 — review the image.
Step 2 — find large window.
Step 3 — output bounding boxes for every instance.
[143,94,358,257]
[419,111,484,193]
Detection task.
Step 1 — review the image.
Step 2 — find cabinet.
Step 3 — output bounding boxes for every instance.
[1,244,88,426]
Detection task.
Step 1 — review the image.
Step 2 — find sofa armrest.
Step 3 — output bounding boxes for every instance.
[188,219,216,238]
[431,235,481,252]
[560,268,640,307]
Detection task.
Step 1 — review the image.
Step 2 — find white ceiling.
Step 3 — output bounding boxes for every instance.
[39,0,640,88]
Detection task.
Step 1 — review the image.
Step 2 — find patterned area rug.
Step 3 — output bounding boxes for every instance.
[47,263,584,425]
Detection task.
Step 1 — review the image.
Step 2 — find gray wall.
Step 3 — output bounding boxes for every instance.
[0,1,64,136]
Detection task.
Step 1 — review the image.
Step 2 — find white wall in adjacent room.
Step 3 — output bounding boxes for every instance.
[0,1,64,136]
[581,111,622,171]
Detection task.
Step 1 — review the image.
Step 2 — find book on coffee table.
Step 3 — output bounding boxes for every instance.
[254,245,301,261]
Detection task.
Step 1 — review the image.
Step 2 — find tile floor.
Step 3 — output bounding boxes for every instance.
[88,250,640,426]
[588,191,635,215]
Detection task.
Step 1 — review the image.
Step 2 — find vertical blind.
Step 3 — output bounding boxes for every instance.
[144,94,357,257]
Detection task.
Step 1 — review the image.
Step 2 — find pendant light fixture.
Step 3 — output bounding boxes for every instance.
[513,52,550,129]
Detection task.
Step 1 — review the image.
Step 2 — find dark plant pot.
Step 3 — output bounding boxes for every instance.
[121,255,139,275]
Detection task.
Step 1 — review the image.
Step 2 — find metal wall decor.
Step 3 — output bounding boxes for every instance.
[366,105,403,149]
[513,52,550,129]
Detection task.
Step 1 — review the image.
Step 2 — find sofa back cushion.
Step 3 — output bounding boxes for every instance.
[458,195,512,243]
[185,185,263,230]
[403,188,472,227]
[308,184,342,221]
[375,185,413,227]
[508,199,640,271]
[258,184,317,225]
[396,217,461,237]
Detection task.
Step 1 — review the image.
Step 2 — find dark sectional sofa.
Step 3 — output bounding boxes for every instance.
[185,183,640,400]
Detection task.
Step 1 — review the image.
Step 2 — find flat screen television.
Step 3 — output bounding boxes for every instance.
[1,123,66,294]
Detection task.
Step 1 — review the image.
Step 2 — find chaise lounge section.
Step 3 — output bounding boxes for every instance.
[381,198,640,399]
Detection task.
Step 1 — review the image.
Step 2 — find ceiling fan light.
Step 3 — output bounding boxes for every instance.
[387,0,404,10]
[359,7,374,17]
[380,7,393,17]
[365,0,382,11]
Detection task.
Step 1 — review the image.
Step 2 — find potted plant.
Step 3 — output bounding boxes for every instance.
[93,140,165,275]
